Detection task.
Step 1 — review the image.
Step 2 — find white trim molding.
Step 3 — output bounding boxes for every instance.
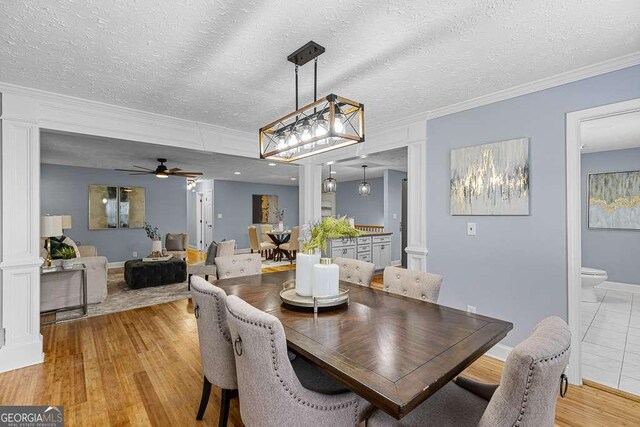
[565,98,640,386]
[406,138,428,271]
[429,52,640,119]
[485,343,513,362]
[107,262,125,269]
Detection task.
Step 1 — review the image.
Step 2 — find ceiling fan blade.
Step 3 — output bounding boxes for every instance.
[132,165,155,171]
[115,168,148,172]
[167,167,182,172]
[129,172,153,175]
[172,172,203,176]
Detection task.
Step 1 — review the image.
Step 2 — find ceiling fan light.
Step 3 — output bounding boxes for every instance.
[156,173,168,178]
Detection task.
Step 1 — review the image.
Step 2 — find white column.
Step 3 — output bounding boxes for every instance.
[405,140,428,271]
[0,93,44,372]
[298,162,322,226]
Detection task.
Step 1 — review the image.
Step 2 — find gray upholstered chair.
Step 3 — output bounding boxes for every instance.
[189,277,237,425]
[248,226,276,258]
[334,257,375,287]
[225,295,374,426]
[279,226,299,264]
[215,253,262,279]
[368,316,571,427]
[165,232,188,260]
[382,266,443,303]
[187,240,238,288]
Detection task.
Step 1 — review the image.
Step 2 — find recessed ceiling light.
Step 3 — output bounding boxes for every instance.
[291,177,297,181]
[268,163,276,166]
[330,170,337,174]
[326,161,335,165]
[234,171,241,175]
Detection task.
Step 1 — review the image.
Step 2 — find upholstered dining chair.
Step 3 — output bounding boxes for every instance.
[334,257,375,287]
[279,226,299,264]
[225,295,374,427]
[189,277,237,426]
[215,254,262,279]
[165,232,188,260]
[261,224,274,244]
[368,316,572,427]
[248,226,276,259]
[382,266,443,303]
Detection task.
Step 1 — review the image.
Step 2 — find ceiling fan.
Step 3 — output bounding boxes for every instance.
[115,158,203,179]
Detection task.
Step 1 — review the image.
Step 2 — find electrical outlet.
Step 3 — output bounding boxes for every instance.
[467,305,477,313]
[467,222,477,236]
[133,251,138,257]
[217,213,223,219]
[392,213,397,220]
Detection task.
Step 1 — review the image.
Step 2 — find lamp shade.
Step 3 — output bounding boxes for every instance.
[61,214,72,230]
[41,215,63,238]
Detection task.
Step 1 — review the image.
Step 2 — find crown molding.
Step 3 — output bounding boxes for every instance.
[427,52,640,119]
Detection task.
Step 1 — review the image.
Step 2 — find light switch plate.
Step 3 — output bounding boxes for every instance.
[467,305,477,313]
[133,251,138,257]
[467,222,477,236]
[217,213,223,219]
[392,213,397,220]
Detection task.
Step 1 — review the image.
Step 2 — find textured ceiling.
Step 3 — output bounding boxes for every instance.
[325,147,407,182]
[581,110,640,153]
[40,131,300,186]
[1,1,639,134]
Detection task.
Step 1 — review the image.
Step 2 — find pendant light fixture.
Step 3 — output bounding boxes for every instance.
[259,41,365,162]
[322,164,337,193]
[358,165,370,196]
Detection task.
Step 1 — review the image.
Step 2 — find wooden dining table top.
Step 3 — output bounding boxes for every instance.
[215,270,513,419]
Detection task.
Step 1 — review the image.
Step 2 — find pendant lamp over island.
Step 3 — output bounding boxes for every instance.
[322,164,337,193]
[259,41,365,162]
[358,165,371,196]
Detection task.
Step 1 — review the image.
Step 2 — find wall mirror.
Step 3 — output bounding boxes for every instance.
[119,187,146,228]
[89,185,118,229]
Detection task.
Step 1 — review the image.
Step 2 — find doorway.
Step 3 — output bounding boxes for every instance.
[566,98,640,392]
[196,190,213,251]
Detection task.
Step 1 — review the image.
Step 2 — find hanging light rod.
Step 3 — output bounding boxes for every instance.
[259,41,365,163]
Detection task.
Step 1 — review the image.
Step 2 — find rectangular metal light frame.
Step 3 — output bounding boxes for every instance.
[259,94,365,162]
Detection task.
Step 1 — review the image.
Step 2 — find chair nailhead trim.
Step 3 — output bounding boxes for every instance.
[226,307,361,425]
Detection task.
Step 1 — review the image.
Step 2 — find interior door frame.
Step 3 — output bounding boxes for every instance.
[195,192,203,251]
[565,97,640,385]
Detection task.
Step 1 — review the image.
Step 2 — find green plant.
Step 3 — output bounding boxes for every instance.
[53,246,77,260]
[302,216,361,253]
[143,222,160,240]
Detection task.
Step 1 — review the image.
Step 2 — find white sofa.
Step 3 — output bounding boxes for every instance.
[40,244,108,311]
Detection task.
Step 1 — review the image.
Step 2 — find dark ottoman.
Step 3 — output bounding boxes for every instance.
[124,258,187,289]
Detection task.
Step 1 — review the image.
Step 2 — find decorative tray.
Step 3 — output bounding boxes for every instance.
[142,255,172,262]
[280,280,349,313]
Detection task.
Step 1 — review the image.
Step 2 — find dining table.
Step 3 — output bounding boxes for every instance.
[267,231,291,262]
[214,270,513,420]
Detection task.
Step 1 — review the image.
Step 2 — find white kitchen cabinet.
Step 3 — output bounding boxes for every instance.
[331,245,356,260]
[372,243,391,270]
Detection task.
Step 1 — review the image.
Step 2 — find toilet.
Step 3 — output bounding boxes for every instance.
[581,267,608,303]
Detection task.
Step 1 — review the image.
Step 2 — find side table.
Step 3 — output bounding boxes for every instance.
[40,263,88,324]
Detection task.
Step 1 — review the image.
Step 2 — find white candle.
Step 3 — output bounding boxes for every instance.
[312,258,339,297]
[295,252,320,296]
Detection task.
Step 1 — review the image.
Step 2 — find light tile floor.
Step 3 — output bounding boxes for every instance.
[581,287,640,395]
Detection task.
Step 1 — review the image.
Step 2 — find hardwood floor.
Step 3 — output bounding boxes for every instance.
[2,271,638,425]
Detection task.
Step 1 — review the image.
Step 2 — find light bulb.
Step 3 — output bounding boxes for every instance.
[333,107,345,133]
[299,120,312,142]
[276,132,287,151]
[102,198,108,204]
[313,118,329,144]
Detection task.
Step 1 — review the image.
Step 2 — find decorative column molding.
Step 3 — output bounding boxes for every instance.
[405,138,428,271]
[0,92,44,371]
[298,161,322,227]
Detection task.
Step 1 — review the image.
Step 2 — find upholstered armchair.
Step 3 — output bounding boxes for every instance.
[165,233,188,260]
[368,316,571,426]
[248,226,275,258]
[40,242,108,311]
[215,253,262,279]
[187,240,236,287]
[279,226,299,264]
[382,266,443,303]
[225,295,373,426]
[334,257,375,287]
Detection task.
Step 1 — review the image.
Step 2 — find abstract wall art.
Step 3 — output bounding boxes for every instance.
[588,170,640,230]
[252,194,279,224]
[450,138,530,215]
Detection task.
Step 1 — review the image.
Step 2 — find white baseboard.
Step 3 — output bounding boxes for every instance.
[108,261,125,269]
[596,281,640,294]
[0,338,44,373]
[485,343,512,362]
[391,260,402,267]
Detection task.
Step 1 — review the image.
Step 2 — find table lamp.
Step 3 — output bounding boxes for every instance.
[41,215,62,268]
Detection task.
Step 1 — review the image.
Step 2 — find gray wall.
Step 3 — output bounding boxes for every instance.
[582,147,640,285]
[426,65,640,347]
[336,177,384,225]
[187,189,197,247]
[41,164,188,263]
[384,170,407,262]
[213,180,299,249]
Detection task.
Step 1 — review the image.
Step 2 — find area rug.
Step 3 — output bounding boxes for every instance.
[56,267,192,321]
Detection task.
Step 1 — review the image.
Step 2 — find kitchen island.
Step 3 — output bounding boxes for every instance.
[325,232,393,269]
